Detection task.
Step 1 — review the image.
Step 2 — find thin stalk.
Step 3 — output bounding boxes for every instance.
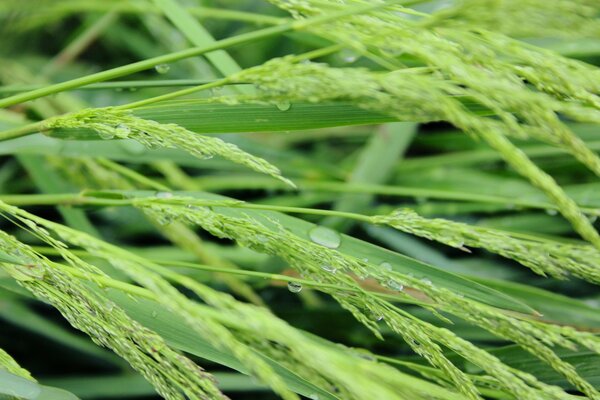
[0,192,374,222]
[2,191,599,222]
[117,79,228,110]
[46,250,419,305]
[0,121,44,142]
[0,79,237,94]
[193,176,600,216]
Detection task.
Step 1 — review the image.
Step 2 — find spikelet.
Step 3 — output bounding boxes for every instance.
[45,107,294,187]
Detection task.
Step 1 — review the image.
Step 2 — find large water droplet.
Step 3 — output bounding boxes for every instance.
[321,264,337,274]
[115,123,131,137]
[121,140,146,155]
[372,313,384,322]
[154,64,170,74]
[155,191,173,199]
[276,101,291,111]
[287,281,302,293]
[309,226,341,249]
[387,279,404,291]
[380,261,392,271]
[98,130,115,140]
[340,49,358,63]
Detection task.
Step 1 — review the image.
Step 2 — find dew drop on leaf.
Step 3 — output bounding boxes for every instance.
[387,279,403,291]
[545,208,558,216]
[155,191,173,199]
[276,101,291,111]
[115,123,131,137]
[321,264,337,274]
[98,131,115,140]
[154,64,170,74]
[121,140,146,155]
[340,49,358,63]
[287,281,303,293]
[309,226,341,249]
[379,261,392,271]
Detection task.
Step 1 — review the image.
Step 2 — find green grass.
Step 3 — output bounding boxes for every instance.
[1,1,600,399]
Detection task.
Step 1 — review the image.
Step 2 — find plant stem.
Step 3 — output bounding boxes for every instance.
[117,79,228,110]
[50,253,417,305]
[0,121,45,142]
[0,79,238,94]
[194,176,600,216]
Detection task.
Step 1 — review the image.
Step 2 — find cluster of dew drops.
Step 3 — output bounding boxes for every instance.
[284,225,412,296]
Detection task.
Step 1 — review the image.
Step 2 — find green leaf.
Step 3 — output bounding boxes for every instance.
[45,102,397,140]
[0,370,40,399]
[42,372,266,398]
[0,370,79,400]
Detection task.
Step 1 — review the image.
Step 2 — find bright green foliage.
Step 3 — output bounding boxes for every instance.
[1,1,600,400]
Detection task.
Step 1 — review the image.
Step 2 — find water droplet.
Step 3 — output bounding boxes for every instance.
[154,64,170,74]
[420,278,432,286]
[387,279,404,291]
[287,281,302,293]
[380,261,393,271]
[362,258,369,263]
[151,310,158,318]
[321,264,337,274]
[588,215,598,223]
[155,191,173,199]
[115,123,131,137]
[276,101,291,111]
[372,313,384,321]
[121,140,146,155]
[545,208,558,216]
[308,226,341,249]
[98,130,115,140]
[340,49,358,63]
[308,395,319,400]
